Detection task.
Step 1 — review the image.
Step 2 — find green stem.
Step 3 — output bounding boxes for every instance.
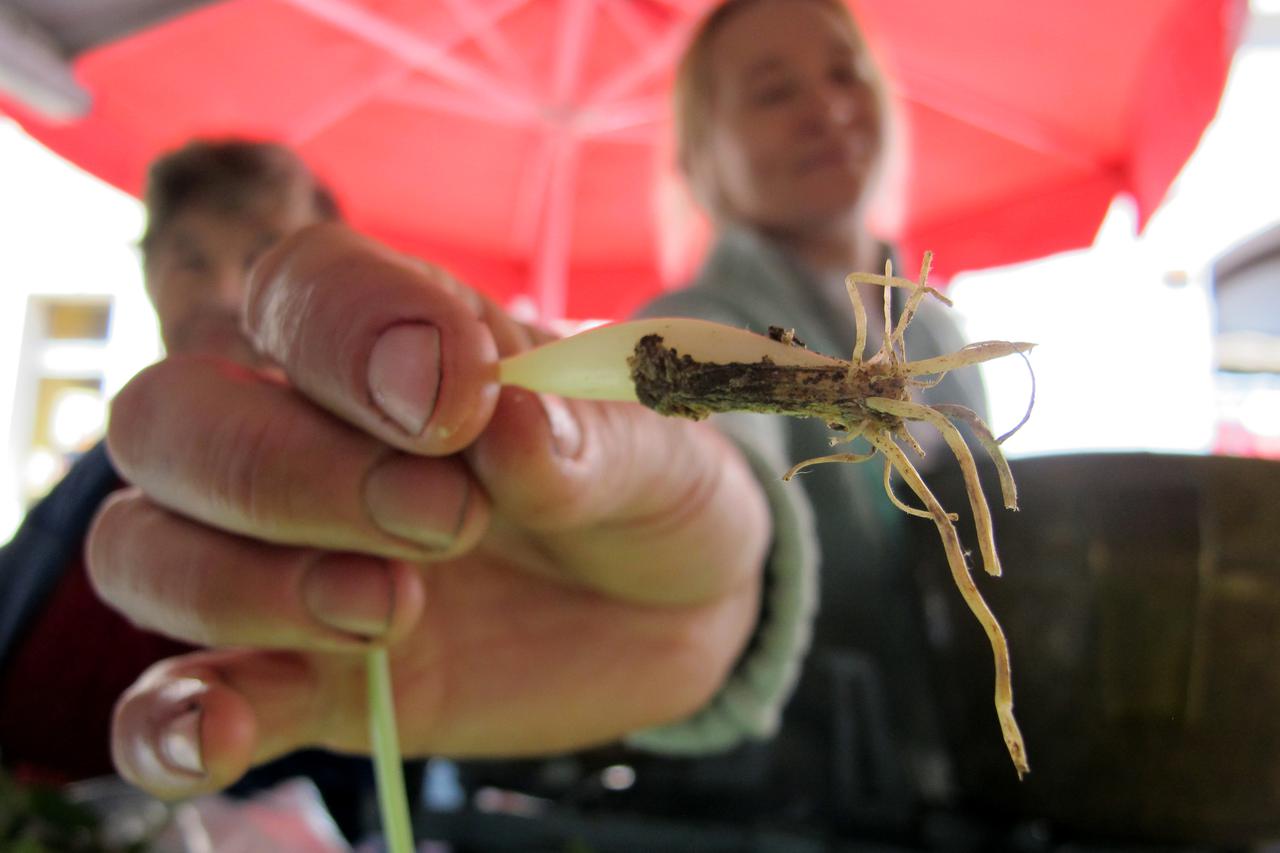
[367,647,414,853]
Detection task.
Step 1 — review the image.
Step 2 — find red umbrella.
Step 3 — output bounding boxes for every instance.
[0,0,1246,319]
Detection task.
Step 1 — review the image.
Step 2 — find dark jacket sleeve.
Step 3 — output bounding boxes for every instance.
[0,442,121,677]
[0,442,407,844]
[0,442,196,781]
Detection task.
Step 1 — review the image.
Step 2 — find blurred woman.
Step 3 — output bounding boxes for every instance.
[460,0,991,843]
[625,0,989,833]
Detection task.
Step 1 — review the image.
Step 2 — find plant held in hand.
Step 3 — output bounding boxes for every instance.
[502,252,1034,778]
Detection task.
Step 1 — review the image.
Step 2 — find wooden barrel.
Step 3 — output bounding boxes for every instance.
[914,452,1280,843]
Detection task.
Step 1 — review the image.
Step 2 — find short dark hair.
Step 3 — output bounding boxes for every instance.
[140,139,340,258]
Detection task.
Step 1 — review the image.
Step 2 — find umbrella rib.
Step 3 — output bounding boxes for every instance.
[551,0,595,107]
[581,14,696,108]
[512,132,559,250]
[282,0,531,119]
[899,69,1108,171]
[532,0,599,319]
[534,132,579,320]
[601,0,661,53]
[439,0,537,96]
[382,79,534,126]
[289,65,413,146]
[589,124,664,145]
[442,0,534,48]
[575,94,666,137]
[289,0,536,144]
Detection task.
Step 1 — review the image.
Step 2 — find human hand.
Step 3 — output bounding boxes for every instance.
[88,224,770,799]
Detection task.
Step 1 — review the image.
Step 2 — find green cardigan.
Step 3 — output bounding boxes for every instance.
[627,225,987,809]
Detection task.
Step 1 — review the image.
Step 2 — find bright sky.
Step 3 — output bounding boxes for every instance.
[0,121,155,539]
[948,39,1280,457]
[0,14,1277,541]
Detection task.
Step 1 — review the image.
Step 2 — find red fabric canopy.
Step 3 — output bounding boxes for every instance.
[0,0,1246,319]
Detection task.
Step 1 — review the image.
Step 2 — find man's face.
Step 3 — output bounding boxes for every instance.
[144,176,323,365]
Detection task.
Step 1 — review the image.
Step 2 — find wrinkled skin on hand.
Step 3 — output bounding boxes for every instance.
[88,224,770,799]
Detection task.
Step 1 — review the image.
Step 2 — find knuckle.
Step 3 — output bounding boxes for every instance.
[211,409,294,535]
[177,559,235,646]
[107,357,220,482]
[85,493,210,642]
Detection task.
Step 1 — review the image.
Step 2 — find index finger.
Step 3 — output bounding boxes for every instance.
[246,224,499,455]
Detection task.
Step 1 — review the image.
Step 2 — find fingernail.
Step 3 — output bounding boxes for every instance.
[540,394,582,458]
[303,556,393,637]
[364,456,470,550]
[159,707,205,777]
[368,323,441,436]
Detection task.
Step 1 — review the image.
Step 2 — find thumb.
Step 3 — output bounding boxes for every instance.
[466,387,770,607]
[112,650,331,799]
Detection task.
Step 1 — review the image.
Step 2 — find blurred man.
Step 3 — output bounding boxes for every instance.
[0,139,386,836]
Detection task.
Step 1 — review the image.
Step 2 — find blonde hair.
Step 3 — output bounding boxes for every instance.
[672,0,891,219]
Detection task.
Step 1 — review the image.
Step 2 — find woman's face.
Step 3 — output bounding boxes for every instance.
[698,0,884,233]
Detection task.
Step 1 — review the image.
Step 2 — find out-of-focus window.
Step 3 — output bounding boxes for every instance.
[1212,225,1280,459]
[11,297,111,506]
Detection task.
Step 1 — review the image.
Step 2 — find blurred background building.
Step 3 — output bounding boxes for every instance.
[1211,222,1280,457]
